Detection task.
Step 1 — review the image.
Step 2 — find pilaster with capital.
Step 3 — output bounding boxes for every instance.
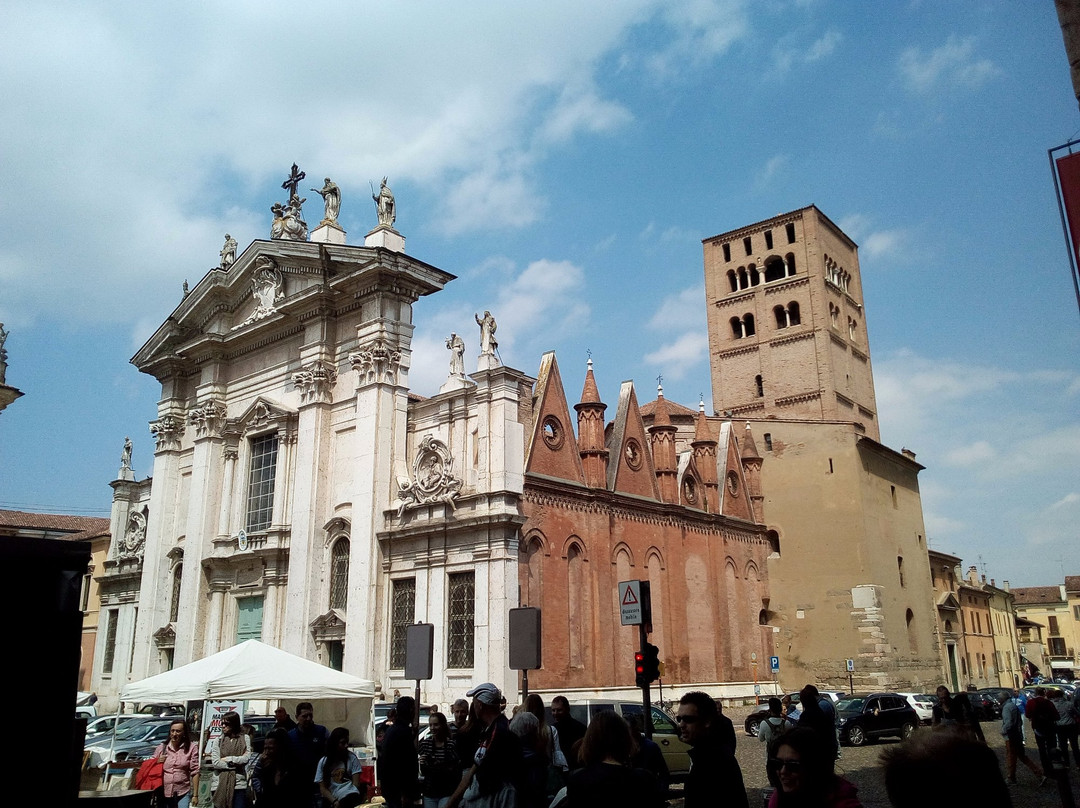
[293,360,338,405]
[150,415,184,452]
[349,339,402,387]
[187,400,227,439]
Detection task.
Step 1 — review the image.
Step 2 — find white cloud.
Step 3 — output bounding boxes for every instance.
[898,36,998,94]
[837,214,904,259]
[807,29,842,62]
[0,2,751,329]
[758,154,789,186]
[943,440,996,467]
[643,332,709,379]
[648,286,706,331]
[1049,492,1080,511]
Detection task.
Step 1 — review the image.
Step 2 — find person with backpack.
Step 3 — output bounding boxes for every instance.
[758,698,794,759]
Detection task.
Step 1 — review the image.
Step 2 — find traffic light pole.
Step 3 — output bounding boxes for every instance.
[639,622,653,739]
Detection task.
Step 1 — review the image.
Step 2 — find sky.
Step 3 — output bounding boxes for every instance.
[1,1,1077,588]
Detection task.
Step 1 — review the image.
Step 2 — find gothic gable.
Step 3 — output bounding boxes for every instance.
[716,421,755,520]
[680,453,708,512]
[524,353,586,485]
[607,382,661,500]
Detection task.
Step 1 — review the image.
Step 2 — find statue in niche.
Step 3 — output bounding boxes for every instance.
[122,508,147,557]
[446,333,465,377]
[372,177,396,227]
[220,233,238,268]
[120,437,132,471]
[396,435,462,516]
[475,310,498,355]
[312,177,341,224]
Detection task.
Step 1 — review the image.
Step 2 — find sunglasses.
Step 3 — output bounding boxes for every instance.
[675,715,699,724]
[767,758,803,773]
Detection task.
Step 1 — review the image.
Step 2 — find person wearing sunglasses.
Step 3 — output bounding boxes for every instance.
[765,728,862,808]
[676,692,748,808]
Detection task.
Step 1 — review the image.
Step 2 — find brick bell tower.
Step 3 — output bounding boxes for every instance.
[702,205,879,440]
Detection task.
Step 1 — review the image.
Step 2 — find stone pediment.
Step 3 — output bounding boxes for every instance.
[310,609,346,642]
[153,623,176,648]
[236,396,298,436]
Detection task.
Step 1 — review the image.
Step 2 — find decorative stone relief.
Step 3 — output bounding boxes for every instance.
[235,257,285,329]
[350,339,402,386]
[120,505,149,559]
[293,360,338,405]
[153,624,176,649]
[150,415,184,452]
[187,400,227,438]
[396,435,462,516]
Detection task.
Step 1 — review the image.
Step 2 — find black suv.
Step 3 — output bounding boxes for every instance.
[835,693,919,746]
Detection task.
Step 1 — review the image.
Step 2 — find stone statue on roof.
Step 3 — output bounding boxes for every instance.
[220,233,237,268]
[372,177,396,228]
[475,310,498,356]
[312,177,341,225]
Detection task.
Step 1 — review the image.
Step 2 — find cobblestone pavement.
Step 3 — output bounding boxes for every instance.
[665,704,1080,808]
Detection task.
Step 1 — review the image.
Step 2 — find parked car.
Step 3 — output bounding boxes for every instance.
[242,716,280,754]
[374,704,433,746]
[835,693,918,746]
[76,692,98,720]
[974,688,1012,718]
[964,690,1000,720]
[84,714,158,741]
[897,693,937,725]
[135,703,185,717]
[743,690,847,736]
[545,699,691,778]
[85,717,174,764]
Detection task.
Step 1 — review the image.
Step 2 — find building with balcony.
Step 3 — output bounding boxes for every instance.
[1012,578,1080,680]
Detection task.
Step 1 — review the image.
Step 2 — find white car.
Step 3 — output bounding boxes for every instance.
[897,692,937,724]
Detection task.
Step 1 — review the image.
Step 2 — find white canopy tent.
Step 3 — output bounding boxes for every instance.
[118,640,376,746]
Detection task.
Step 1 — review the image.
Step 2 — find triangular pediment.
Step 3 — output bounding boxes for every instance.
[310,609,347,642]
[525,353,586,485]
[608,382,660,500]
[937,592,961,611]
[236,396,298,435]
[716,421,755,520]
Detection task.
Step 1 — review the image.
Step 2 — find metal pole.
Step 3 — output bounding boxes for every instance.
[639,622,653,739]
[414,680,421,750]
[522,669,530,704]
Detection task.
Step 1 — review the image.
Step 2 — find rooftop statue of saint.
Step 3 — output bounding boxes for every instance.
[475,310,498,355]
[220,233,237,268]
[312,177,341,225]
[446,333,465,377]
[372,176,396,228]
[120,437,133,471]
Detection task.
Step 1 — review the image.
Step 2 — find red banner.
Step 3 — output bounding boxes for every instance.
[1056,151,1080,269]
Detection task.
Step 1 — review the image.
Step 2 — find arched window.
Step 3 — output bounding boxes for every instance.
[785,252,797,276]
[169,564,183,623]
[764,257,786,283]
[755,375,764,398]
[738,268,748,289]
[743,314,755,337]
[568,543,585,669]
[773,305,787,329]
[329,538,350,610]
[748,264,760,286]
[526,538,544,608]
[730,316,743,339]
[727,270,738,292]
[897,556,905,588]
[788,301,800,326]
[906,608,918,654]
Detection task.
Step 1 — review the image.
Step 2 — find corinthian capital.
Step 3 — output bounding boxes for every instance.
[293,360,338,405]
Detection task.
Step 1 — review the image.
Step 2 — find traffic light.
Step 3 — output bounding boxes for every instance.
[643,643,661,683]
[634,650,648,687]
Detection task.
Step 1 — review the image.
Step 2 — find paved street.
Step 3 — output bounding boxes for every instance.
[665,704,1080,808]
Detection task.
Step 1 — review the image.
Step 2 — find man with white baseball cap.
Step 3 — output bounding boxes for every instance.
[446,683,522,808]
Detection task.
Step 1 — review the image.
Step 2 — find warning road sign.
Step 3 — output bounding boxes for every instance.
[619,580,642,625]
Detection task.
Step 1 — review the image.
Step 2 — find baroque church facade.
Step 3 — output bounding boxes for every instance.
[91,177,776,709]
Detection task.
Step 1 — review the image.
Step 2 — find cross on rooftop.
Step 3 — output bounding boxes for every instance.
[282,163,306,198]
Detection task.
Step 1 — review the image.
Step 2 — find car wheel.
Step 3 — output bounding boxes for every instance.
[746,718,762,737]
[847,725,867,746]
[901,722,916,739]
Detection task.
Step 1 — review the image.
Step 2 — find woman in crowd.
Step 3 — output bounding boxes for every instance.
[250,729,294,808]
[766,728,862,808]
[153,718,200,808]
[566,711,663,808]
[210,711,253,808]
[316,726,366,808]
[419,712,459,808]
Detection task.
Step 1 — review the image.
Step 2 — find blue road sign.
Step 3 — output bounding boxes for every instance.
[770,656,780,673]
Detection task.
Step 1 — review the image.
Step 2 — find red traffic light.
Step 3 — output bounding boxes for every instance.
[634,651,645,674]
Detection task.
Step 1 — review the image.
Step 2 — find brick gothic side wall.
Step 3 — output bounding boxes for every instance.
[520,485,773,692]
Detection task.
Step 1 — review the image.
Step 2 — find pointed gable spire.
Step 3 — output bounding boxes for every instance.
[648,380,678,503]
[575,355,609,488]
[607,381,661,500]
[525,352,587,485]
[693,396,714,444]
[652,381,672,427]
[691,396,719,511]
[741,420,761,460]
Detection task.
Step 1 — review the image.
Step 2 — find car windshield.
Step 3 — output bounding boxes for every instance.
[115,720,157,740]
[918,694,938,704]
[835,698,865,714]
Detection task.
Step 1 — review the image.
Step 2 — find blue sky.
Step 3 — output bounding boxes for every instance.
[1,1,1076,587]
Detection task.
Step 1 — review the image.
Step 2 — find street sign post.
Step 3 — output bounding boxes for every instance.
[770,656,780,674]
[846,658,855,693]
[619,580,642,625]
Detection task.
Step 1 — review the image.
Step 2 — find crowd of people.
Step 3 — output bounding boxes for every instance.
[146,678,1080,808]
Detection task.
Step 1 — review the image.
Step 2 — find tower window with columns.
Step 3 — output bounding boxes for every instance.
[246,434,278,533]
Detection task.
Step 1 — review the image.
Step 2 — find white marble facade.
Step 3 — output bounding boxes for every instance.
[92,234,528,710]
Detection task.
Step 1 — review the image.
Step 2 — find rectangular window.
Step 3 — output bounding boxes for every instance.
[786,223,796,243]
[743,236,752,256]
[1074,605,1080,620]
[81,571,92,612]
[722,243,731,262]
[102,609,118,675]
[764,230,773,249]
[1049,615,1060,635]
[447,571,476,668]
[390,579,416,669]
[246,434,279,532]
[1050,637,1067,656]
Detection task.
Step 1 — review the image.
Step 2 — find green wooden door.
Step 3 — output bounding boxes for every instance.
[236,596,264,643]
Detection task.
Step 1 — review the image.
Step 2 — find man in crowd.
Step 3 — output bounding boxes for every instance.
[273,707,296,732]
[380,695,420,808]
[446,683,522,808]
[550,695,587,769]
[999,690,1046,785]
[1025,686,1060,774]
[677,691,748,808]
[797,685,838,771]
[286,702,328,808]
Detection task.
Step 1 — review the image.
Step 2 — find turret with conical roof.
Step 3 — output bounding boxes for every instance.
[574,358,608,488]
[648,382,679,503]
[691,397,719,512]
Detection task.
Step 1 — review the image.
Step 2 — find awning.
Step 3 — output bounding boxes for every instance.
[1050,660,1075,669]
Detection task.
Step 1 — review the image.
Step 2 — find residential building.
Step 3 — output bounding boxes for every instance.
[1012,579,1080,679]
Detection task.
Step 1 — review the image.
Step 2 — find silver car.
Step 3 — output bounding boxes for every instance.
[85,717,174,764]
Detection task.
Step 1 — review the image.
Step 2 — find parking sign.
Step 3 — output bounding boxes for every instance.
[846,658,855,672]
[770,656,779,673]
